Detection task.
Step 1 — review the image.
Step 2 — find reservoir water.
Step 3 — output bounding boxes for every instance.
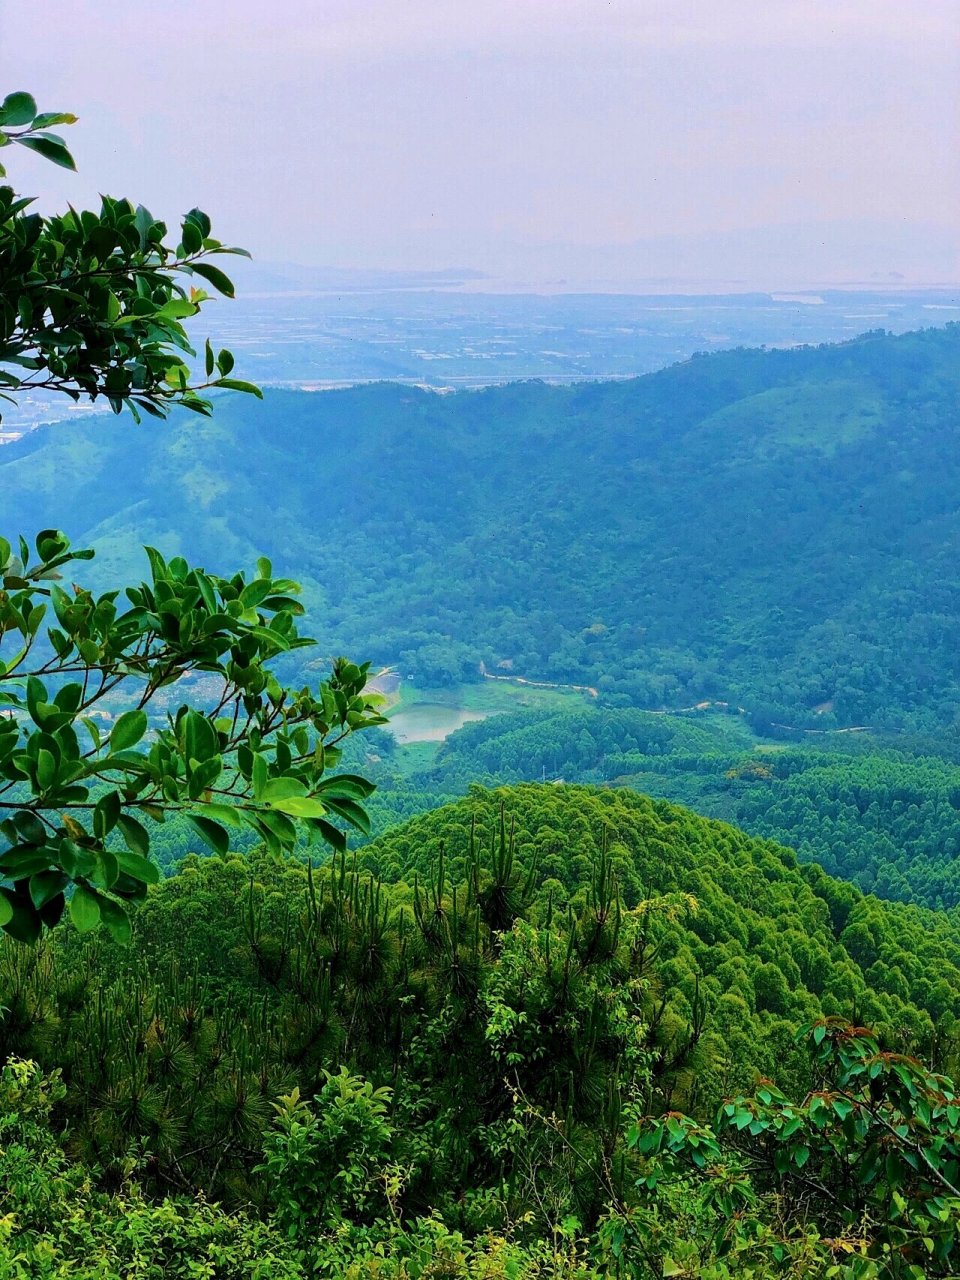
[387,703,489,744]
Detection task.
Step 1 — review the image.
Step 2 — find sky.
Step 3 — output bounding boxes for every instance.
[1,0,958,287]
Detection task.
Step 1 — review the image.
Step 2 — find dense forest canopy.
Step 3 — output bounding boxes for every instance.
[7,783,960,1275]
[385,707,960,910]
[5,324,960,731]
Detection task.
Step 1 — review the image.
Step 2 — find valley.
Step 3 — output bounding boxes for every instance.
[7,324,960,732]
[6,309,960,1276]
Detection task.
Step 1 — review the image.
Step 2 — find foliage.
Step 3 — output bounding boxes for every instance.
[0,1057,301,1278]
[257,1071,394,1236]
[633,1018,960,1277]
[0,91,259,420]
[0,794,665,1211]
[5,81,960,1280]
[3,784,960,1215]
[6,786,960,1275]
[0,531,383,942]
[0,92,383,944]
[6,326,960,728]
[361,785,960,1064]
[403,706,960,909]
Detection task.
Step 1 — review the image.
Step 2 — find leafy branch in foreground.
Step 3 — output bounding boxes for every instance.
[0,90,260,420]
[630,1018,960,1277]
[0,531,386,944]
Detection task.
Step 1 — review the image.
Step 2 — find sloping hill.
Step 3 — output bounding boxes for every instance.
[410,707,960,909]
[359,783,960,1096]
[4,324,960,727]
[15,781,960,1156]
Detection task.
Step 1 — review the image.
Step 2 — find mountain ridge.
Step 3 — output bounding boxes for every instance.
[4,323,960,728]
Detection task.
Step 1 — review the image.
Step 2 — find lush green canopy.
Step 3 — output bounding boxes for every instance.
[4,325,960,731]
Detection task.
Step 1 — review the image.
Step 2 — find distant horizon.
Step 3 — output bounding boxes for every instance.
[234,258,960,299]
[3,2,957,287]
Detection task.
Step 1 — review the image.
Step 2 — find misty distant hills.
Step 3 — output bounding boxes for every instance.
[4,324,960,729]
[288,219,958,293]
[480,219,960,291]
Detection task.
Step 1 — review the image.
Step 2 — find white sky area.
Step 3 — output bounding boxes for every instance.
[1,0,958,286]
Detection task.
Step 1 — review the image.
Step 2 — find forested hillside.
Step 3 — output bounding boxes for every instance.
[402,708,960,909]
[6,784,960,1274]
[5,324,960,729]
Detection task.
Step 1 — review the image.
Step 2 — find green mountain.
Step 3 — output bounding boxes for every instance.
[7,782,960,1195]
[360,783,960,1071]
[4,324,960,728]
[7,779,960,1273]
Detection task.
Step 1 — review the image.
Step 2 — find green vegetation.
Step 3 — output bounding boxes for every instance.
[7,85,960,1279]
[384,707,960,910]
[0,532,384,942]
[5,325,960,731]
[0,92,259,420]
[5,785,960,1275]
[0,98,383,945]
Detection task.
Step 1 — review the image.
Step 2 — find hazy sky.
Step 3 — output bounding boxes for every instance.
[2,1,958,285]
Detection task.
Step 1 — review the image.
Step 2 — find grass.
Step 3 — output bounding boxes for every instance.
[390,678,591,716]
[392,740,441,778]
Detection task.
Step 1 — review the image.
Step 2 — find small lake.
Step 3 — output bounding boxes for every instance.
[387,703,489,744]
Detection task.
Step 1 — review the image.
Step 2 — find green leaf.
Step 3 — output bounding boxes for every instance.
[832,1096,854,1121]
[17,134,76,171]
[316,774,377,801]
[182,218,204,255]
[0,849,55,878]
[70,885,101,932]
[250,808,296,849]
[0,92,37,126]
[14,810,47,846]
[187,814,230,856]
[260,777,307,803]
[270,796,328,819]
[29,870,68,910]
[155,298,199,321]
[115,848,160,885]
[110,709,148,752]
[54,682,83,714]
[58,840,96,880]
[252,753,268,801]
[313,818,347,852]
[197,802,241,828]
[32,112,77,129]
[184,710,219,765]
[117,813,150,857]
[99,896,132,945]
[94,790,122,839]
[215,378,262,399]
[321,796,370,834]
[0,891,41,943]
[188,260,236,297]
[185,207,211,238]
[36,748,57,790]
[93,849,120,890]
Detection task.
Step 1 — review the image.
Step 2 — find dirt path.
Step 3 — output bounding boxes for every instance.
[479,664,598,698]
